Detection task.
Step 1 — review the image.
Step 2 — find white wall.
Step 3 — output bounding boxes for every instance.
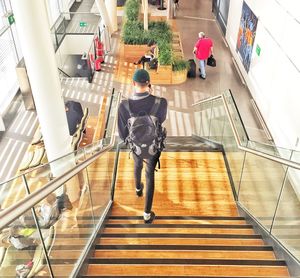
[226,0,300,152]
[55,34,94,67]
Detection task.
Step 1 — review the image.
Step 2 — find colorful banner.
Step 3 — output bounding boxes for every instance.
[236,1,258,72]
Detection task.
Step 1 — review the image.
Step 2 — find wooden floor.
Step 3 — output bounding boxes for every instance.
[84,151,290,277]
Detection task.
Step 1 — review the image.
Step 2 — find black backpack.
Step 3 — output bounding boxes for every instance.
[124,98,166,159]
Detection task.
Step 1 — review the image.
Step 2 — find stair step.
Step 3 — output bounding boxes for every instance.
[98,237,265,246]
[109,216,245,220]
[105,224,253,229]
[95,245,273,251]
[86,264,289,277]
[89,258,285,266]
[106,219,248,224]
[103,228,255,235]
[93,250,275,260]
[100,233,261,239]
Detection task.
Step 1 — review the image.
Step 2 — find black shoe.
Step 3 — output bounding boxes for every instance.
[199,74,206,80]
[144,211,155,224]
[136,183,144,197]
[133,62,138,65]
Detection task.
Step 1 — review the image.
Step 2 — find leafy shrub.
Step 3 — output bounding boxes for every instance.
[158,40,172,65]
[124,0,140,21]
[172,58,189,71]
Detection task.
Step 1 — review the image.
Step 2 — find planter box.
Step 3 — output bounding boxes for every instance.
[123,44,148,62]
[172,69,187,84]
[149,65,172,84]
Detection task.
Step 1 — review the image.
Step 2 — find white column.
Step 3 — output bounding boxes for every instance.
[95,0,112,36]
[105,0,118,33]
[142,0,149,31]
[11,0,73,169]
[61,0,71,20]
[167,0,173,19]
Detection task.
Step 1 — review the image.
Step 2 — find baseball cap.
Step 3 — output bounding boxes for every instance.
[133,69,150,83]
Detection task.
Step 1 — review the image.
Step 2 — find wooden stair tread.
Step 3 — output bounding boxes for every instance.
[86,265,289,276]
[98,238,265,246]
[102,228,255,235]
[93,250,275,260]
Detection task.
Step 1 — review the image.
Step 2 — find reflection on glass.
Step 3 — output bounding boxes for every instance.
[222,120,245,195]
[238,152,288,231]
[87,151,115,218]
[33,178,95,277]
[209,98,225,142]
[271,157,300,260]
[24,149,86,194]
[0,176,27,210]
[223,90,248,146]
[247,140,293,161]
[0,208,52,277]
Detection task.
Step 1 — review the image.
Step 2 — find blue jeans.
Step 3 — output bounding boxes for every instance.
[199,59,206,78]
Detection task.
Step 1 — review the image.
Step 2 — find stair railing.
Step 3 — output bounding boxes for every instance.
[0,90,121,277]
[193,89,300,267]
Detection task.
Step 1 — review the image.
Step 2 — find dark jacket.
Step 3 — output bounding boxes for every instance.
[117,92,167,141]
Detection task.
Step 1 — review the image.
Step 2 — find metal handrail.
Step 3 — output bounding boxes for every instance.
[193,93,300,171]
[0,92,121,230]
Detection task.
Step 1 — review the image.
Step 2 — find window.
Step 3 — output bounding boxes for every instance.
[0,29,19,110]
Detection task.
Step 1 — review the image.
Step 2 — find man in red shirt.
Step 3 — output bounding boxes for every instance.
[193,32,213,79]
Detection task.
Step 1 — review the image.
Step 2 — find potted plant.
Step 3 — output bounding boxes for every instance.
[172,58,189,84]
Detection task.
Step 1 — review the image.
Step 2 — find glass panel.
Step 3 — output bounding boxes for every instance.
[0,175,27,209]
[238,152,288,230]
[61,12,99,34]
[247,140,293,161]
[86,150,115,217]
[209,98,225,142]
[103,91,119,143]
[0,208,52,277]
[0,29,19,110]
[193,101,213,138]
[223,90,248,146]
[24,148,86,194]
[31,179,95,277]
[271,166,300,261]
[221,114,245,194]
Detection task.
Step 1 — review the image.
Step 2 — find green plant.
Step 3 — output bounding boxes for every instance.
[172,58,189,71]
[158,40,172,65]
[124,0,140,21]
[122,21,148,45]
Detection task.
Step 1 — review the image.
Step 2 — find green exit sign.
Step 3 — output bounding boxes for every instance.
[8,14,15,25]
[256,44,261,56]
[79,22,88,27]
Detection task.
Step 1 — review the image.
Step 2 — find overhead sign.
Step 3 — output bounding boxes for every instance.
[256,44,261,56]
[79,22,88,27]
[8,14,15,25]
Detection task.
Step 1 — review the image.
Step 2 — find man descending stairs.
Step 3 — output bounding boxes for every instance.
[84,137,289,277]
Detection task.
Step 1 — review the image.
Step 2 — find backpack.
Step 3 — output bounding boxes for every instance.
[124,98,166,159]
[148,58,158,69]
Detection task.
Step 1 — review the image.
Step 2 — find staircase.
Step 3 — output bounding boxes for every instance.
[84,142,290,277]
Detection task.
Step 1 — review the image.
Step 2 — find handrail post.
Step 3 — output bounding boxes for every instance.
[111,142,122,201]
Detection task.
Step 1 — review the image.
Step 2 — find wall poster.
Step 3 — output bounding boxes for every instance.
[236,1,258,72]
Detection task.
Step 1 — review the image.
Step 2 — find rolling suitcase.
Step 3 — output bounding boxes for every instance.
[187,59,196,78]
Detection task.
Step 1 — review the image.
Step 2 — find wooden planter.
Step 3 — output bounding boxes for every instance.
[172,69,188,84]
[123,44,149,62]
[149,65,172,84]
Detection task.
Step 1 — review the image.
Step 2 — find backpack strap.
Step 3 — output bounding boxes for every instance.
[123,100,134,117]
[150,97,161,116]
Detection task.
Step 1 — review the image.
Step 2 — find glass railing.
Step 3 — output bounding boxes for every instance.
[0,91,121,277]
[51,12,100,51]
[193,89,300,262]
